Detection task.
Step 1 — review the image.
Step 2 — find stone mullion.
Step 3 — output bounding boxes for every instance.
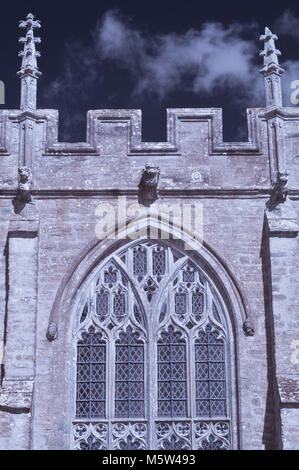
[89,341,92,419]
[128,342,131,419]
[187,327,195,449]
[208,345,213,415]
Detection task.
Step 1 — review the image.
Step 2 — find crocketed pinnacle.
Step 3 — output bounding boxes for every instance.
[17,13,41,79]
[259,26,284,76]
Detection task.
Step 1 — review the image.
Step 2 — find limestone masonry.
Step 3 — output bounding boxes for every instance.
[0,14,298,450]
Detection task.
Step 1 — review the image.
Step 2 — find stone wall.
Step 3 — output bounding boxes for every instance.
[0,105,298,449]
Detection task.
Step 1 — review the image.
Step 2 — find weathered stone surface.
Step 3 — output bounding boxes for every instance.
[0,20,298,451]
[0,379,33,409]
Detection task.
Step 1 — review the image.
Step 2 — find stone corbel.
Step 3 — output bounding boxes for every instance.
[243,319,255,336]
[138,164,160,207]
[46,322,58,341]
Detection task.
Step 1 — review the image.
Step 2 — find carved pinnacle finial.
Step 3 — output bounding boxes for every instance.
[259,27,284,75]
[259,27,284,107]
[17,13,41,109]
[18,13,41,79]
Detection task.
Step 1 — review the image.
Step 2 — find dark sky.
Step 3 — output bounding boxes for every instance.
[1,0,299,142]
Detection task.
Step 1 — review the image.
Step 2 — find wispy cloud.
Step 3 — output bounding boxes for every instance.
[274,9,299,39]
[95,12,261,100]
[272,9,299,107]
[40,9,299,141]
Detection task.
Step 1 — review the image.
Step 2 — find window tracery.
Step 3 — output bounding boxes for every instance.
[72,241,232,450]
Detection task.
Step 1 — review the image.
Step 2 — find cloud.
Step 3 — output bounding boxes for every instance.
[272,10,299,106]
[274,9,299,39]
[93,11,262,101]
[40,9,299,140]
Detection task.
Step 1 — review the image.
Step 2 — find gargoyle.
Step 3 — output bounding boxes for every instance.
[138,164,160,207]
[266,171,289,211]
[16,166,32,203]
[12,166,33,213]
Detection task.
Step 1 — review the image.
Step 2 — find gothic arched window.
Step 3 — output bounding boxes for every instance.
[72,241,232,450]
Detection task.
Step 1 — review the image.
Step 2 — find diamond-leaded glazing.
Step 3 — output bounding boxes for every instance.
[195,325,226,418]
[96,289,109,318]
[76,327,106,419]
[114,292,126,319]
[157,326,187,417]
[192,289,204,315]
[115,328,145,418]
[182,266,195,283]
[74,241,232,450]
[175,293,187,315]
[153,247,166,277]
[104,267,117,284]
[133,246,147,282]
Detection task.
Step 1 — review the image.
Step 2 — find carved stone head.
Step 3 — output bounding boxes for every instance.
[144,163,159,176]
[243,319,255,336]
[46,322,58,341]
[277,171,289,192]
[18,166,31,183]
[138,164,160,206]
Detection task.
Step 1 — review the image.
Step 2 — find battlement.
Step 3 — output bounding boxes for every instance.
[0,106,265,158]
[1,17,299,194]
[1,105,299,194]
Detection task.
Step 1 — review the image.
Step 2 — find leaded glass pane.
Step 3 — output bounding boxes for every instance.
[114,293,126,318]
[104,267,117,284]
[153,247,166,277]
[210,400,226,417]
[209,345,225,361]
[157,326,187,418]
[90,401,105,418]
[133,246,147,281]
[196,380,209,398]
[96,289,109,318]
[183,269,195,283]
[192,290,204,315]
[209,362,225,380]
[196,400,210,417]
[76,327,106,419]
[175,293,187,315]
[195,325,226,418]
[143,277,157,302]
[115,329,145,418]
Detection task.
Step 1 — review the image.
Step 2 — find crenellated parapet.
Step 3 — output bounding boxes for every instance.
[1,106,299,194]
[43,108,264,156]
[0,18,298,196]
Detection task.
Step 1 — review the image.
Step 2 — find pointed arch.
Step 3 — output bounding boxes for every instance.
[45,216,246,450]
[47,215,250,341]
